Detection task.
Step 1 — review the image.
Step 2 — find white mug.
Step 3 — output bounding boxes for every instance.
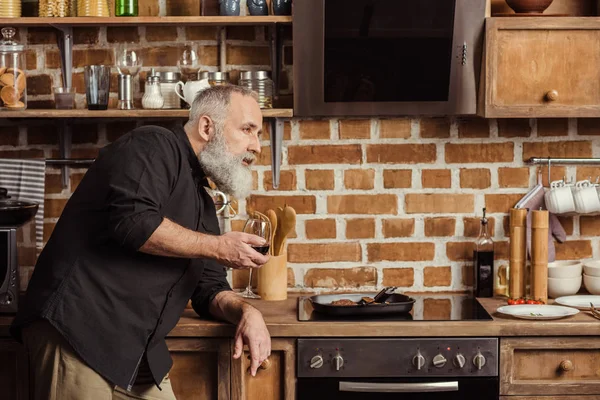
[174,78,211,106]
[574,180,600,214]
[546,180,575,214]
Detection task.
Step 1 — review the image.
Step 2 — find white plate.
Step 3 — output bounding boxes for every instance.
[496,304,579,320]
[554,295,600,310]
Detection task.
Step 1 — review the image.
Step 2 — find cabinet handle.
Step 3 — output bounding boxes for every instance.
[560,360,573,372]
[247,355,272,371]
[545,90,559,102]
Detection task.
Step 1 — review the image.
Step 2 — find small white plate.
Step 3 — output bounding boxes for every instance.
[554,295,600,310]
[496,304,579,320]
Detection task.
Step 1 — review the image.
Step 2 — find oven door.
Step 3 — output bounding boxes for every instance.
[298,377,499,400]
[293,0,486,117]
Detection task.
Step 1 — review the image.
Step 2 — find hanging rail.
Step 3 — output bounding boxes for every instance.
[527,157,600,165]
[46,158,95,166]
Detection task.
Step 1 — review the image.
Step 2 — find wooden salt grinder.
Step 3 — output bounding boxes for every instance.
[531,210,549,303]
[509,208,527,299]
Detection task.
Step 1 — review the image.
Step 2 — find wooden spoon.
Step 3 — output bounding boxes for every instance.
[277,206,296,256]
[265,209,278,256]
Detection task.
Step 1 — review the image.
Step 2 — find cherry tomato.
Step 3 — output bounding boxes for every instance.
[507,299,515,305]
[516,298,525,305]
[526,299,536,304]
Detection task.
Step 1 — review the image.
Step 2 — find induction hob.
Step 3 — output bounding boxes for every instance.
[297,293,492,322]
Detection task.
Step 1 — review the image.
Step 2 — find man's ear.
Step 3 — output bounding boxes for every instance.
[198,115,214,142]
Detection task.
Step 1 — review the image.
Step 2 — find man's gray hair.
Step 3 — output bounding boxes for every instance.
[186,84,258,129]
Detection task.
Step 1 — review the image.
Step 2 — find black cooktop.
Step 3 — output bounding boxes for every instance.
[297,293,493,322]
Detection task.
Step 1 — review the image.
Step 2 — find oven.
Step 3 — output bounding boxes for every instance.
[297,338,499,400]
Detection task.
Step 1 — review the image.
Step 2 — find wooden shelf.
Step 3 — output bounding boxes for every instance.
[0,16,292,26]
[0,108,293,118]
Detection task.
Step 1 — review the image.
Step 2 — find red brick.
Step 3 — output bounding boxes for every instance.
[247,195,316,214]
[344,169,375,190]
[446,143,514,163]
[447,242,475,261]
[498,119,531,137]
[420,118,450,138]
[346,218,375,239]
[328,194,397,214]
[368,243,435,262]
[421,169,451,188]
[288,243,361,263]
[577,118,600,135]
[541,165,567,186]
[305,219,336,239]
[496,241,510,260]
[27,27,56,44]
[464,217,496,238]
[70,172,86,192]
[226,46,270,65]
[424,217,456,237]
[405,194,473,214]
[382,268,414,287]
[522,141,592,160]
[45,174,64,195]
[458,117,489,138]
[424,266,452,287]
[226,26,255,40]
[25,50,37,70]
[460,168,491,189]
[146,26,178,42]
[43,222,55,243]
[576,166,600,182]
[498,167,530,188]
[0,126,19,146]
[26,75,53,95]
[288,145,362,165]
[45,50,61,69]
[17,246,37,267]
[538,119,568,136]
[255,145,271,166]
[557,216,574,236]
[264,170,296,191]
[555,240,593,260]
[462,265,473,286]
[379,119,410,139]
[44,198,68,219]
[0,149,44,158]
[106,27,140,43]
[383,169,412,189]
[304,267,376,288]
[340,119,371,139]
[73,27,100,45]
[261,121,291,141]
[382,219,415,238]
[298,120,330,140]
[485,194,526,213]
[73,49,115,68]
[185,27,218,41]
[580,216,600,236]
[366,144,436,164]
[305,170,334,190]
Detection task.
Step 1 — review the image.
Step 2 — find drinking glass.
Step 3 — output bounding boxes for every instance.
[115,44,142,76]
[239,216,271,299]
[178,44,200,81]
[84,65,111,110]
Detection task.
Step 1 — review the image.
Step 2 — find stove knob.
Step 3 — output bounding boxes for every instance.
[310,355,323,369]
[433,354,447,368]
[473,352,486,370]
[453,353,466,369]
[412,352,426,370]
[333,354,344,371]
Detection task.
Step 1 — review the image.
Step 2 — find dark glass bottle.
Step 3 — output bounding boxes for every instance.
[116,0,138,16]
[473,208,494,298]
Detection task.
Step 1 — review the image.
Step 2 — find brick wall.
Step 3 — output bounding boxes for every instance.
[3,25,600,295]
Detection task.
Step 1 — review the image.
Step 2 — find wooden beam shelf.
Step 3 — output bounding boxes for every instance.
[0,108,293,119]
[0,16,292,27]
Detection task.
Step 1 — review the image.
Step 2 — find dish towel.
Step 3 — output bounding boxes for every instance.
[0,158,46,249]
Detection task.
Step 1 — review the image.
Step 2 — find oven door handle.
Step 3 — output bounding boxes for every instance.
[339,381,459,393]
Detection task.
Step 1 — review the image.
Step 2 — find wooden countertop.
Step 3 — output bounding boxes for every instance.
[2,295,599,339]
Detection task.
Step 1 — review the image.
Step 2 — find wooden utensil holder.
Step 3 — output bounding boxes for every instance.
[531,210,549,303]
[256,252,287,301]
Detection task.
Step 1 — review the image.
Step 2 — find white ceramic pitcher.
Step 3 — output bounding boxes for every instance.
[174,79,210,106]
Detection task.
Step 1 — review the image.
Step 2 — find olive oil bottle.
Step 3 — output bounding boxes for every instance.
[473,208,494,297]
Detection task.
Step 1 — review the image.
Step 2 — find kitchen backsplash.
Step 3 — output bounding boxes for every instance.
[3,26,600,294]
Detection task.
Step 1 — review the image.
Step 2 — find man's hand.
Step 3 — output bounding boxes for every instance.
[232,307,271,377]
[216,231,270,269]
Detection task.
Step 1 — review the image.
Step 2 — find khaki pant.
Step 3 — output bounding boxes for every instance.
[21,319,177,400]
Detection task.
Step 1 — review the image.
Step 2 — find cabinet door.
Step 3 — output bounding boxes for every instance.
[167,338,231,400]
[481,18,600,118]
[500,337,600,396]
[0,339,28,400]
[231,338,296,400]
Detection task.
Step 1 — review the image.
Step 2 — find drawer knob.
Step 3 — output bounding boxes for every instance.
[545,90,559,102]
[560,360,573,372]
[247,356,272,371]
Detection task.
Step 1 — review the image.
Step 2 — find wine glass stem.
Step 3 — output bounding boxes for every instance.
[247,269,253,292]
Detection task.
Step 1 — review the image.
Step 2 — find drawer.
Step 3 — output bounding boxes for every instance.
[500,337,600,396]
[481,18,600,118]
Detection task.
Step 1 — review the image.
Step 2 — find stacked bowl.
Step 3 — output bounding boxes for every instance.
[547,260,582,298]
[583,261,600,295]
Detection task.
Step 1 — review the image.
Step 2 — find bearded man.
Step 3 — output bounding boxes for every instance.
[11,85,271,400]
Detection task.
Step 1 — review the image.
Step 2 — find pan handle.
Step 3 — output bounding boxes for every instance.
[0,187,9,200]
[339,381,459,393]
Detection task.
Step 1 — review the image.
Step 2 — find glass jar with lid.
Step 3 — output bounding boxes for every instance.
[142,74,164,110]
[40,0,76,17]
[0,27,26,111]
[208,72,230,86]
[152,71,181,109]
[238,70,273,109]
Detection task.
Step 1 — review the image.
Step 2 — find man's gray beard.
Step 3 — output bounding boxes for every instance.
[198,128,254,200]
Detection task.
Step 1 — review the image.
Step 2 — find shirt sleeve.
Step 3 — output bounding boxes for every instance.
[103,129,180,251]
[190,259,232,318]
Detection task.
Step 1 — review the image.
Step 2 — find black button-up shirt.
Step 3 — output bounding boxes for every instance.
[11,124,232,390]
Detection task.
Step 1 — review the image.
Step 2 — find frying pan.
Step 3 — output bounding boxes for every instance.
[309,292,415,317]
[0,187,39,226]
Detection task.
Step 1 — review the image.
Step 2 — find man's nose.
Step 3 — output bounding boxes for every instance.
[248,133,261,154]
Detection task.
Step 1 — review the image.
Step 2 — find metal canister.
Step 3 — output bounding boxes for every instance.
[238,70,273,109]
[208,72,230,86]
[117,74,133,110]
[198,71,210,81]
[152,71,181,109]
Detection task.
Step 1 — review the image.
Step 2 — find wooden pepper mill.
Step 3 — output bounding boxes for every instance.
[509,208,527,299]
[531,209,549,303]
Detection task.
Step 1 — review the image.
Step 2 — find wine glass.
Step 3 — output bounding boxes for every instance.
[239,215,271,299]
[115,44,143,76]
[178,44,200,81]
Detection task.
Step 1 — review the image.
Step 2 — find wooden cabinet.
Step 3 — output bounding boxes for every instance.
[167,338,231,400]
[231,338,296,400]
[480,18,600,118]
[500,337,600,396]
[501,397,600,399]
[0,339,28,400]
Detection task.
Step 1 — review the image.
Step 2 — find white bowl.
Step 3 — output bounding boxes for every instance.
[583,261,600,277]
[548,275,582,299]
[548,260,583,279]
[583,274,600,295]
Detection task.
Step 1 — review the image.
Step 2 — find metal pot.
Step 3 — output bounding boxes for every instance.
[0,187,39,226]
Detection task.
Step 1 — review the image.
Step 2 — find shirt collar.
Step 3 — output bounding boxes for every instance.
[173,124,209,188]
